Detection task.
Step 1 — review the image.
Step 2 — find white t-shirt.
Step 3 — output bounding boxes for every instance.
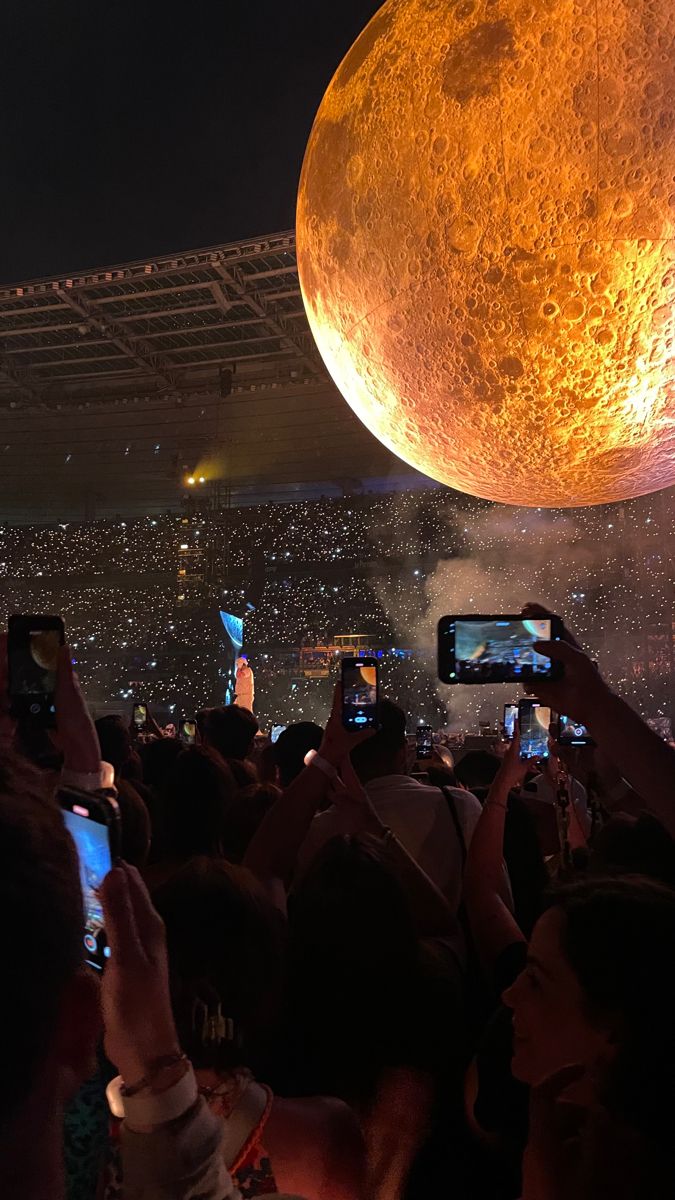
[297,774,482,913]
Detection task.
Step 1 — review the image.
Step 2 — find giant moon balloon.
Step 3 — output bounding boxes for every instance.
[296,0,675,507]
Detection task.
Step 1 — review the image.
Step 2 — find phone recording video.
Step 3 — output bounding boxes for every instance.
[132,703,147,731]
[179,717,196,745]
[8,614,65,725]
[557,714,594,747]
[437,614,563,685]
[270,724,286,745]
[341,656,379,731]
[503,703,518,740]
[518,699,551,761]
[415,724,433,760]
[59,787,120,972]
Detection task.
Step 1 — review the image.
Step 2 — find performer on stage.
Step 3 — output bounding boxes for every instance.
[234,655,255,712]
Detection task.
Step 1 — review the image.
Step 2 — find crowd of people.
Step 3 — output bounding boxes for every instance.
[3,601,675,1199]
[0,487,673,731]
[0,489,667,578]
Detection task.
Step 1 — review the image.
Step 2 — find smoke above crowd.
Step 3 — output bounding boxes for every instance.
[372,493,671,731]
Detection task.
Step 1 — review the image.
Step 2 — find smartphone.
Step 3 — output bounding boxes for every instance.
[341,656,379,731]
[437,614,564,685]
[415,724,434,759]
[179,717,196,745]
[8,614,65,725]
[557,714,594,747]
[518,699,551,761]
[58,786,120,971]
[270,724,286,745]
[503,703,518,740]
[132,702,147,732]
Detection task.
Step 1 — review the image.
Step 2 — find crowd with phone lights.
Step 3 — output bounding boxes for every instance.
[3,490,675,1200]
[0,486,672,736]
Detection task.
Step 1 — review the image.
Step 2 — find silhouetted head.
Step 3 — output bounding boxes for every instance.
[274,722,323,787]
[95,714,133,774]
[203,705,258,762]
[154,857,285,1072]
[350,699,407,783]
[162,746,238,860]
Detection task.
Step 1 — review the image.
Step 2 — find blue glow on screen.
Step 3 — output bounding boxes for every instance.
[219,611,243,652]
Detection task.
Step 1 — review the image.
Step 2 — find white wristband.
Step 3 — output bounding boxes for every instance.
[106,1066,198,1127]
[304,749,338,780]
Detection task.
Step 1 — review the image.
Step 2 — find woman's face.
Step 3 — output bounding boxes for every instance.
[503,908,615,1085]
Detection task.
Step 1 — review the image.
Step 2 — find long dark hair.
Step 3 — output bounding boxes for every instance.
[162,746,238,859]
[546,875,675,1145]
[154,857,286,1074]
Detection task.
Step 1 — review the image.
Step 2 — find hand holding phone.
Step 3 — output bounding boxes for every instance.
[341,657,379,731]
[317,682,377,769]
[518,699,551,761]
[557,714,595,747]
[8,614,65,726]
[132,703,147,733]
[503,703,518,740]
[523,639,607,728]
[59,786,120,971]
[493,720,529,792]
[415,725,433,760]
[53,643,101,774]
[99,863,181,1085]
[438,614,564,685]
[179,717,196,745]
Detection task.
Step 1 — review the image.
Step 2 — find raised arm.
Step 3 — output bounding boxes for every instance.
[243,685,371,886]
[101,863,238,1200]
[532,638,675,840]
[463,730,527,971]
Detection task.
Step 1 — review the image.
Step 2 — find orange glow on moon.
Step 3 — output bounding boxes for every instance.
[297,0,675,507]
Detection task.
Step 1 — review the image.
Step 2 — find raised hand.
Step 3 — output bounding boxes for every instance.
[521,602,584,651]
[317,682,375,767]
[495,723,528,792]
[54,644,101,773]
[527,639,609,726]
[100,862,180,1085]
[327,754,384,837]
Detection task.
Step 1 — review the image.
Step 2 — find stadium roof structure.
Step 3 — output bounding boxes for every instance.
[0,231,427,522]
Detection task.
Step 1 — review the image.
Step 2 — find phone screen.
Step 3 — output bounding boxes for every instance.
[503,704,518,739]
[438,615,559,684]
[519,702,551,760]
[180,719,196,745]
[415,725,433,759]
[8,619,63,723]
[270,724,286,744]
[62,807,112,971]
[133,703,147,729]
[558,714,593,746]
[342,658,379,730]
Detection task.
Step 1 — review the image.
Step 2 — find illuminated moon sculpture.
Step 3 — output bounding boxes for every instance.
[296,0,675,507]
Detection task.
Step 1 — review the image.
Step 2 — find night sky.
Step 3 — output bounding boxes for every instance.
[0,0,382,283]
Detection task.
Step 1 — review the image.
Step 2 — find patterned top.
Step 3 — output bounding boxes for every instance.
[102,1068,280,1198]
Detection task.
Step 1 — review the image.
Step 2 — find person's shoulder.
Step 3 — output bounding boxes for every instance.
[268,1096,364,1199]
[445,785,482,812]
[390,776,454,808]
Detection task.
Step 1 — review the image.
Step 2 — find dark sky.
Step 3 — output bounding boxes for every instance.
[0,0,382,283]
